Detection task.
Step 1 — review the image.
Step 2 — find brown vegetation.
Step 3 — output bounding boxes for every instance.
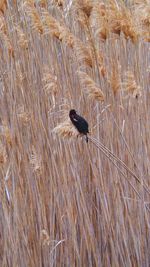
[0,0,150,266]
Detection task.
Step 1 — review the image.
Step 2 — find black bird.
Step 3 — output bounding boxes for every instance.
[69,109,89,143]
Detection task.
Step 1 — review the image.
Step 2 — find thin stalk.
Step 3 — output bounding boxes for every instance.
[87,135,150,199]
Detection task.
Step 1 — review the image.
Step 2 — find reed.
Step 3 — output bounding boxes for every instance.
[0,0,150,266]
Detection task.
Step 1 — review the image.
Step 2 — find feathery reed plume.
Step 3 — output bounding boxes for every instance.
[143,33,150,42]
[96,50,104,66]
[42,66,58,96]
[42,66,58,106]
[0,15,14,57]
[0,0,7,14]
[73,38,93,67]
[0,122,12,146]
[30,146,42,173]
[42,11,74,47]
[38,0,48,8]
[120,8,138,43]
[96,50,106,77]
[108,0,137,38]
[16,26,28,49]
[90,3,109,41]
[0,14,6,33]
[90,1,138,43]
[58,27,75,48]
[72,0,93,26]
[41,229,50,246]
[43,9,73,46]
[76,0,93,17]
[53,119,79,138]
[109,1,138,43]
[123,70,141,98]
[15,61,25,87]
[99,65,106,78]
[73,8,88,28]
[78,70,105,101]
[17,106,31,125]
[24,1,43,33]
[42,11,62,38]
[53,0,64,7]
[110,63,121,95]
[133,1,150,28]
[24,0,34,7]
[108,0,122,35]
[0,142,7,165]
[90,1,122,39]
[133,1,150,41]
[1,33,14,57]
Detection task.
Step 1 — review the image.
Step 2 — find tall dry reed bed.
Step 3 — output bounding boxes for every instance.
[0,0,150,266]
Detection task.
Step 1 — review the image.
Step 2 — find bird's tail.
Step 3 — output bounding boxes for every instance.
[86,134,88,143]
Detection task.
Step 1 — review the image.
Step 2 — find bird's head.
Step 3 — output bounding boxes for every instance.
[69,109,77,118]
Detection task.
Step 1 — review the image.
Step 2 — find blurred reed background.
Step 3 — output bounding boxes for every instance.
[0,0,150,266]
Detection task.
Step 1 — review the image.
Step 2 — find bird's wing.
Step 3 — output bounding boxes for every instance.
[72,117,78,122]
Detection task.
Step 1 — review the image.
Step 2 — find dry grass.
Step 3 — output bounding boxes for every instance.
[0,0,150,266]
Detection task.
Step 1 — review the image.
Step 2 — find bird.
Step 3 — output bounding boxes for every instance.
[69,109,89,143]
